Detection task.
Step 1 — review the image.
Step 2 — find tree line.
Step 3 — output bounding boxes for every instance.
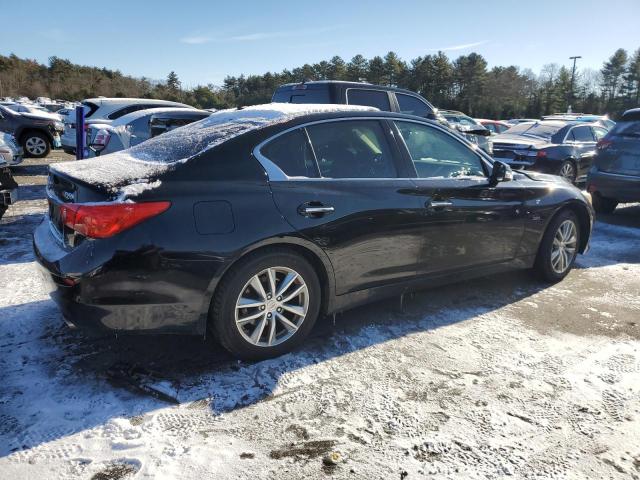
[0,47,638,119]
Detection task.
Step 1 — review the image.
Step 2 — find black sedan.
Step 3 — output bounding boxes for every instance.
[587,108,640,213]
[34,105,594,360]
[492,120,609,184]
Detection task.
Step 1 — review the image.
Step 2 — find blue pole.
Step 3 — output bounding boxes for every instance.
[75,106,85,160]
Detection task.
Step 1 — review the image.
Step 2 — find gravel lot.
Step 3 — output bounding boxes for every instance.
[1,153,639,479]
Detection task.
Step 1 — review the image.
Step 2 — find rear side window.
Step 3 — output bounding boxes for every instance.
[592,126,608,140]
[569,126,595,142]
[395,121,485,179]
[346,89,391,111]
[260,128,319,177]
[306,120,397,178]
[109,104,162,120]
[396,93,432,117]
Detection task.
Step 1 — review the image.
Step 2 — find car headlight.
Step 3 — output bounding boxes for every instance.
[53,121,64,131]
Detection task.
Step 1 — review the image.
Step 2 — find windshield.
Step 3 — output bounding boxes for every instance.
[504,122,563,140]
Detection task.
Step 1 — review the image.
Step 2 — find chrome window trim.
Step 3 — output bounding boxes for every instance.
[253,116,494,181]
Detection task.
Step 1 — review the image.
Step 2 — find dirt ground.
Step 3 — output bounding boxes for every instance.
[1,152,639,479]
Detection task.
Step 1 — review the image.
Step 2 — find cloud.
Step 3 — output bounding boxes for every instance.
[180,26,343,44]
[433,40,489,52]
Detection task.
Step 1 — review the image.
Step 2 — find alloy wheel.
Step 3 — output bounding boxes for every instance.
[25,136,47,156]
[559,162,575,182]
[551,219,577,274]
[234,266,309,347]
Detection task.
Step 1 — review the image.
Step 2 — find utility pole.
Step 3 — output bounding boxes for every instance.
[568,55,582,113]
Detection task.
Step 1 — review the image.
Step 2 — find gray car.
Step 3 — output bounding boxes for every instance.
[87,107,211,157]
[0,132,24,166]
[440,110,493,154]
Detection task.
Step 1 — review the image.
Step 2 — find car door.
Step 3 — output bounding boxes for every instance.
[568,125,597,178]
[260,118,428,295]
[392,120,525,274]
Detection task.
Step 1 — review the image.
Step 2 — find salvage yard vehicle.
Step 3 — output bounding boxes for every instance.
[87,107,211,157]
[587,108,640,213]
[439,110,493,154]
[0,132,23,166]
[0,105,64,158]
[491,120,609,183]
[34,104,594,360]
[61,98,194,154]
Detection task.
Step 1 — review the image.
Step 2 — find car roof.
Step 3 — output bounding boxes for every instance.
[83,97,192,107]
[275,80,426,97]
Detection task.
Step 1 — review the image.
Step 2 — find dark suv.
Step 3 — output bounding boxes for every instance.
[587,108,640,213]
[0,105,64,158]
[272,80,445,121]
[492,120,609,184]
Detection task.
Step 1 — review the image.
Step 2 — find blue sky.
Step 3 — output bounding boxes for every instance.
[2,0,639,87]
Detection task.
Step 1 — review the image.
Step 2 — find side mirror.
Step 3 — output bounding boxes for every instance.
[489,160,513,186]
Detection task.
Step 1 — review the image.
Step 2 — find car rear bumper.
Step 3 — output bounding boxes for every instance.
[33,217,206,335]
[587,169,640,202]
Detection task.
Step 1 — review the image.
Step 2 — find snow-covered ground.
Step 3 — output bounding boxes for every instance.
[1,154,639,480]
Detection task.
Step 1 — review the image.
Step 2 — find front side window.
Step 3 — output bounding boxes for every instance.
[346,89,391,111]
[260,128,318,178]
[396,93,432,117]
[395,121,486,179]
[306,120,397,178]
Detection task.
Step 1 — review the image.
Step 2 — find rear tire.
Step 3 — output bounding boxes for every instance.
[533,209,580,283]
[22,132,51,158]
[592,193,618,214]
[558,160,577,184]
[210,249,321,360]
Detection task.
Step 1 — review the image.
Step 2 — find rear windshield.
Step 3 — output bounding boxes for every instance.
[504,122,563,140]
[610,120,640,137]
[272,86,331,104]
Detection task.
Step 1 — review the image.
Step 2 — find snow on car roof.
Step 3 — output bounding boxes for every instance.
[50,103,377,196]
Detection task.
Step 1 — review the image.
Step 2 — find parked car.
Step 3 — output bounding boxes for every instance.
[35,104,593,360]
[0,132,24,166]
[504,118,539,125]
[476,119,511,135]
[61,98,194,154]
[492,120,609,183]
[543,113,615,130]
[0,102,63,121]
[439,110,492,154]
[0,105,64,158]
[272,80,448,124]
[87,107,211,157]
[586,108,640,213]
[0,157,18,220]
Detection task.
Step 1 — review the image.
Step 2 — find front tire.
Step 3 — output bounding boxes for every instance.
[533,210,580,283]
[23,132,51,158]
[210,249,321,360]
[592,193,618,214]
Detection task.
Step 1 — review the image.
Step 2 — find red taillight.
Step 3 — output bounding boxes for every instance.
[536,150,548,158]
[60,202,170,239]
[91,129,111,152]
[597,139,612,150]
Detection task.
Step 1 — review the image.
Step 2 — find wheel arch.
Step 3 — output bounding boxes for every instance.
[199,236,336,335]
[19,127,53,144]
[545,201,592,254]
